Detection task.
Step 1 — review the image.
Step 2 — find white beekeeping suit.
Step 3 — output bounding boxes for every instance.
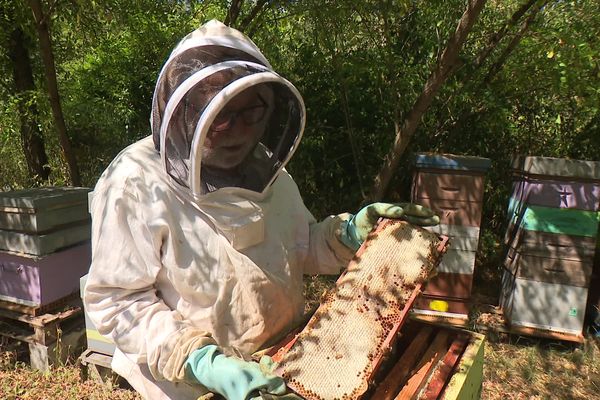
[83,19,354,399]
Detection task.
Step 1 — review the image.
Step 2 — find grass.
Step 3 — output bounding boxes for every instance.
[0,349,141,399]
[1,326,598,399]
[482,335,600,399]
[0,276,598,399]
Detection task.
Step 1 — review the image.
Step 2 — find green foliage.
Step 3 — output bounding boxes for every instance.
[0,0,599,286]
[54,0,220,184]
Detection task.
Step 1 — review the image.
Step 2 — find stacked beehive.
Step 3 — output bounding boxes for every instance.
[410,153,491,323]
[0,187,92,309]
[501,156,600,341]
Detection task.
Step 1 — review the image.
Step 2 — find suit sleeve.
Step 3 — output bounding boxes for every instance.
[83,181,215,382]
[303,207,355,275]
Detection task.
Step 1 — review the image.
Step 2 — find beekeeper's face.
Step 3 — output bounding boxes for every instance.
[198,86,273,169]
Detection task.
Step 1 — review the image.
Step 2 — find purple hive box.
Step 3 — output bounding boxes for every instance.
[510,178,600,211]
[0,243,91,307]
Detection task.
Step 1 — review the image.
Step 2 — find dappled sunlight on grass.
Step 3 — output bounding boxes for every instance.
[483,336,600,400]
[0,344,140,400]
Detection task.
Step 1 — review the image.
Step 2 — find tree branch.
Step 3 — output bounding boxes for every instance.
[368,0,488,201]
[225,0,244,27]
[483,0,548,84]
[473,0,539,69]
[238,0,269,33]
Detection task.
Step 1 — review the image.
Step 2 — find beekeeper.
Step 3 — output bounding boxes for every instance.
[84,20,438,400]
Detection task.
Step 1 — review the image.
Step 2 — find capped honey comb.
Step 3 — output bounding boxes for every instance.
[274,219,447,400]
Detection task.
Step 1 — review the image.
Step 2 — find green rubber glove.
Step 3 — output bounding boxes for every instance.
[185,345,287,400]
[340,202,440,250]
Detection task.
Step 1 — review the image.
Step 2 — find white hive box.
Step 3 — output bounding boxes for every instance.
[0,187,91,255]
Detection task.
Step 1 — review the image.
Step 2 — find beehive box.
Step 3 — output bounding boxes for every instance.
[272,220,448,400]
[505,155,600,244]
[412,153,491,228]
[420,225,481,303]
[511,155,600,181]
[80,274,116,356]
[506,205,599,240]
[504,235,595,288]
[0,243,90,307]
[369,321,484,400]
[500,269,588,339]
[0,187,91,233]
[0,187,91,255]
[587,235,600,335]
[502,235,592,339]
[414,295,471,317]
[411,154,490,323]
[0,224,92,256]
[267,319,484,400]
[502,156,600,340]
[426,224,480,275]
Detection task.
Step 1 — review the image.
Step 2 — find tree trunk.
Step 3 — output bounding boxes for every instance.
[238,0,269,33]
[368,0,488,201]
[225,0,244,27]
[28,0,81,186]
[8,26,51,183]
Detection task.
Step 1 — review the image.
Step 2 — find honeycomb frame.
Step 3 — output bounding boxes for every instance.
[273,219,449,400]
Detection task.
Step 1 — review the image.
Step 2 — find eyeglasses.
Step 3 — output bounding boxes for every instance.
[209,94,268,132]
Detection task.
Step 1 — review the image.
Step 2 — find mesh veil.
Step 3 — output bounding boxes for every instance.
[150,22,305,198]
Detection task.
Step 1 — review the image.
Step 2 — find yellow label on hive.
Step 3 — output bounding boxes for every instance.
[429,300,449,312]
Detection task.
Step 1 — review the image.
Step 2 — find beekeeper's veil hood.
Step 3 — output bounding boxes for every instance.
[151,20,305,199]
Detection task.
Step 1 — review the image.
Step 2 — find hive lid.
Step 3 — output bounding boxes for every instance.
[273,220,448,400]
[511,155,600,180]
[415,153,491,171]
[0,187,92,211]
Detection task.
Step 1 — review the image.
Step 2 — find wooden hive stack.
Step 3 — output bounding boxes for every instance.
[410,153,491,324]
[0,187,92,370]
[0,187,92,309]
[501,155,600,341]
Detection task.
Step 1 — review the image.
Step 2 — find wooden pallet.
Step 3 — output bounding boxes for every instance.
[0,304,82,345]
[409,310,471,329]
[0,291,81,316]
[0,298,85,370]
[472,303,585,344]
[79,349,124,386]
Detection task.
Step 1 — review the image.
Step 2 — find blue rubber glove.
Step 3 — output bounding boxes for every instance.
[185,345,287,400]
[340,202,440,250]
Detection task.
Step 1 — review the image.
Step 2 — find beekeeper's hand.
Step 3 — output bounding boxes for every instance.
[340,202,439,250]
[185,345,286,400]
